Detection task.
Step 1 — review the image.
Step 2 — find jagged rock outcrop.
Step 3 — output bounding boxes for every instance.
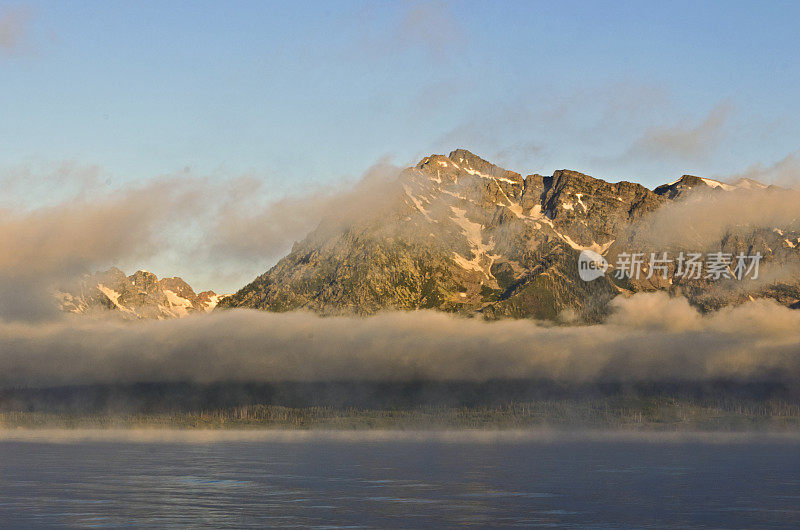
[58,268,226,319]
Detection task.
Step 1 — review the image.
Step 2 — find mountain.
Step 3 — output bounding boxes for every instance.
[653,175,729,199]
[217,149,800,320]
[653,174,773,199]
[58,268,226,319]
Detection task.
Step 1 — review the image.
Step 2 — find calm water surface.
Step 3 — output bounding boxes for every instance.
[1,432,799,528]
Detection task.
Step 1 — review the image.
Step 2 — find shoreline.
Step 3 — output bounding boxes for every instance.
[3,426,800,444]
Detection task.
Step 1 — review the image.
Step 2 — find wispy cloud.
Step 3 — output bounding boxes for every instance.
[629,186,800,250]
[622,102,733,163]
[0,175,210,320]
[354,0,464,63]
[205,160,402,264]
[723,148,800,187]
[0,6,32,54]
[396,1,463,61]
[434,82,673,175]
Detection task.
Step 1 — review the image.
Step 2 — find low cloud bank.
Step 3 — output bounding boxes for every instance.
[2,293,799,387]
[630,187,800,250]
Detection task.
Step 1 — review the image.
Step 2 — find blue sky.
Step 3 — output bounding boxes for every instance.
[2,0,799,191]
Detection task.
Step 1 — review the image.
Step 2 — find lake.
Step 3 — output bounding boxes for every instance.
[1,430,799,528]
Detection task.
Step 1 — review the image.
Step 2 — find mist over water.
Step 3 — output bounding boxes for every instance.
[3,428,800,444]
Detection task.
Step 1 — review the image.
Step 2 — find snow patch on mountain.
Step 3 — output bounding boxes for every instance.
[699,177,734,191]
[450,206,498,277]
[97,284,122,308]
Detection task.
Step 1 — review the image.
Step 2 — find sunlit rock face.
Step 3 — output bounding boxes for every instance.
[57,268,226,320]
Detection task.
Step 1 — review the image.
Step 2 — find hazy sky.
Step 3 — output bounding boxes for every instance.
[3,1,800,185]
[2,0,799,290]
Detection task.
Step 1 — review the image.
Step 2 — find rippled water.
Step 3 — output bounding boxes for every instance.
[1,432,799,527]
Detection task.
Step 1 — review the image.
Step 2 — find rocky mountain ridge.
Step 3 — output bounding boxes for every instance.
[58,268,226,319]
[217,149,800,320]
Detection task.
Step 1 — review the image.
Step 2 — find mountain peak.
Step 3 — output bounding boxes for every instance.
[447,148,482,163]
[128,269,159,290]
[729,177,768,190]
[159,276,195,299]
[654,175,727,199]
[654,174,771,199]
[446,149,524,183]
[219,150,677,319]
[57,268,226,319]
